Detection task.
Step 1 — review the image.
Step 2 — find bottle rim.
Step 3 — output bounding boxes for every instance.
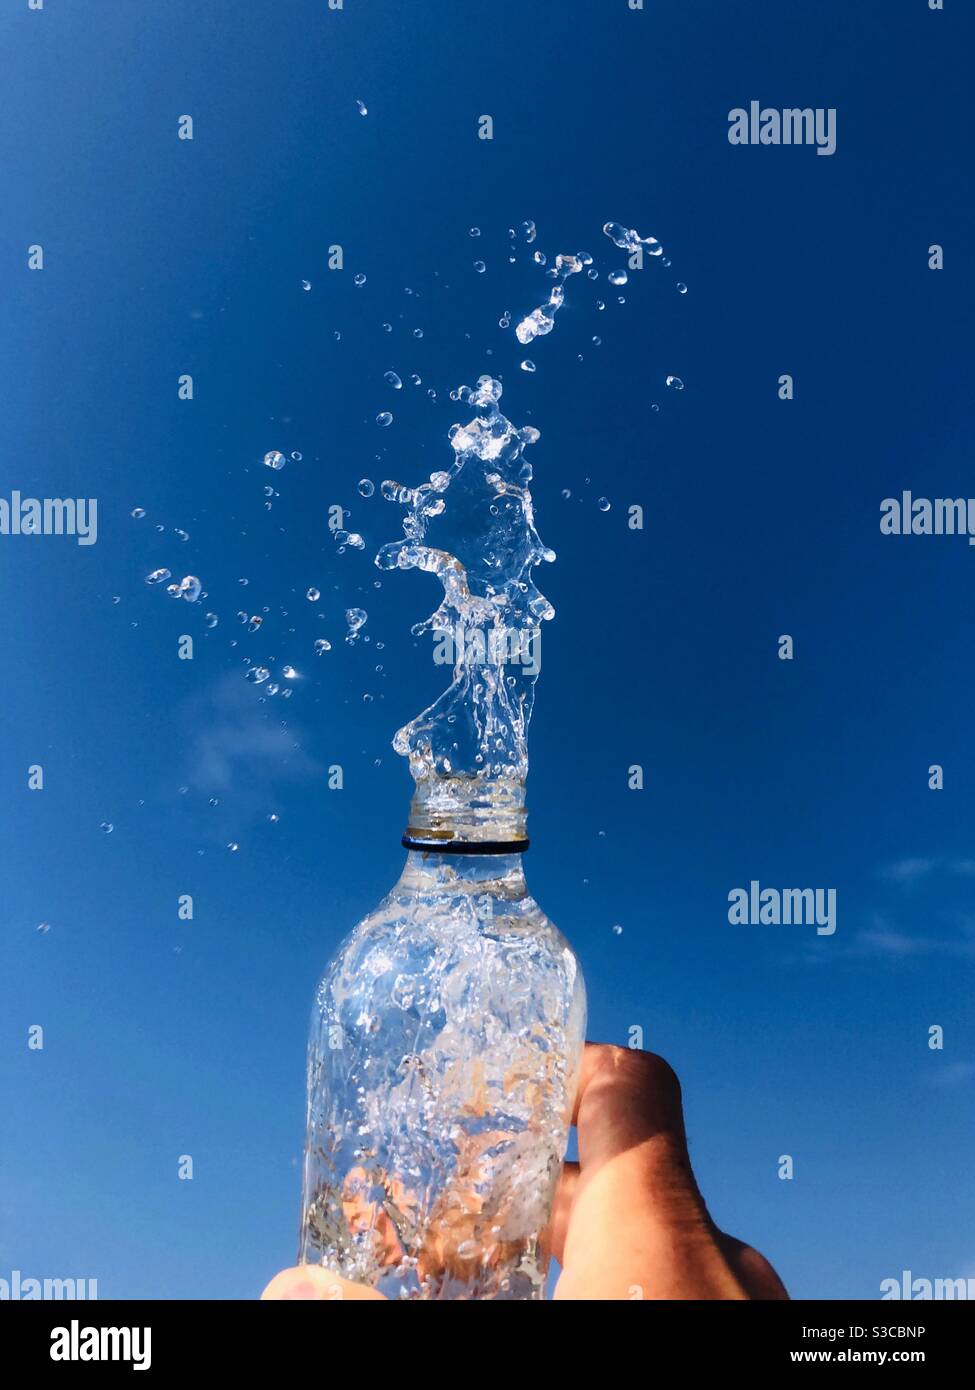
[403,774,528,851]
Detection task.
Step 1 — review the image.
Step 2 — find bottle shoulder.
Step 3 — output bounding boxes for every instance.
[316,882,583,1000]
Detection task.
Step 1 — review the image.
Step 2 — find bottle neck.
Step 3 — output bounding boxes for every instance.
[399,848,528,897]
[402,776,529,854]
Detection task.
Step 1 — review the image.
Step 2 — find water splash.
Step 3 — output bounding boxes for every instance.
[514,252,588,345]
[602,220,664,258]
[376,375,551,791]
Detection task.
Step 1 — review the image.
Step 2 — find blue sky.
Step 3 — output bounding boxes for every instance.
[1,0,973,1299]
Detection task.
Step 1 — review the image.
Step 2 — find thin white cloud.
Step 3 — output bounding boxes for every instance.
[852,921,975,961]
[929,1061,975,1090]
[880,858,936,884]
[880,857,975,885]
[179,672,322,792]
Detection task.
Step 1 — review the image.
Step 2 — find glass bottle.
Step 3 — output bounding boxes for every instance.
[298,777,587,1300]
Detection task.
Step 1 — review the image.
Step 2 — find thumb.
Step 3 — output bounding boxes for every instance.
[261,1266,386,1301]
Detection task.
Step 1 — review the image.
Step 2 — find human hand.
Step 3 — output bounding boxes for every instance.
[262,1043,787,1301]
[545,1043,787,1299]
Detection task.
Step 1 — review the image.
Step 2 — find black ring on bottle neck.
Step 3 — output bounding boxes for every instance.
[402,835,529,855]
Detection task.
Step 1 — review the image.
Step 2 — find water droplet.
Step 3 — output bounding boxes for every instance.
[469,227,481,237]
[376,411,393,427]
[410,373,422,385]
[314,638,331,655]
[522,220,537,243]
[345,608,368,642]
[174,528,189,541]
[131,507,146,519]
[520,359,536,373]
[608,270,628,286]
[358,478,375,497]
[264,450,286,470]
[100,822,114,834]
[412,328,423,338]
[561,488,571,499]
[473,260,486,273]
[176,575,201,602]
[677,282,687,294]
[248,615,263,632]
[382,322,392,333]
[227,841,239,852]
[37,922,51,934]
[354,273,367,286]
[362,692,374,703]
[267,812,280,823]
[611,923,623,936]
[384,370,403,391]
[666,374,684,390]
[291,450,303,461]
[246,666,269,684]
[499,311,510,328]
[145,568,171,585]
[205,613,218,628]
[282,665,298,679]
[356,98,367,115]
[598,497,611,512]
[306,587,320,601]
[592,335,602,346]
[302,279,312,291]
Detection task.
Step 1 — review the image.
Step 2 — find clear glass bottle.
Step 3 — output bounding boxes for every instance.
[298,778,587,1300]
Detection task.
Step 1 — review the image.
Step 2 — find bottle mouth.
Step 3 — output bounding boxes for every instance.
[402,775,529,854]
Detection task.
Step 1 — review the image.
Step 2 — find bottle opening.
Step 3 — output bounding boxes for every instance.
[402,775,529,854]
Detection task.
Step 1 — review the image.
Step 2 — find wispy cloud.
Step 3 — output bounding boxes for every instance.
[880,857,975,885]
[178,672,322,794]
[879,858,936,885]
[853,927,975,960]
[929,1061,975,1090]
